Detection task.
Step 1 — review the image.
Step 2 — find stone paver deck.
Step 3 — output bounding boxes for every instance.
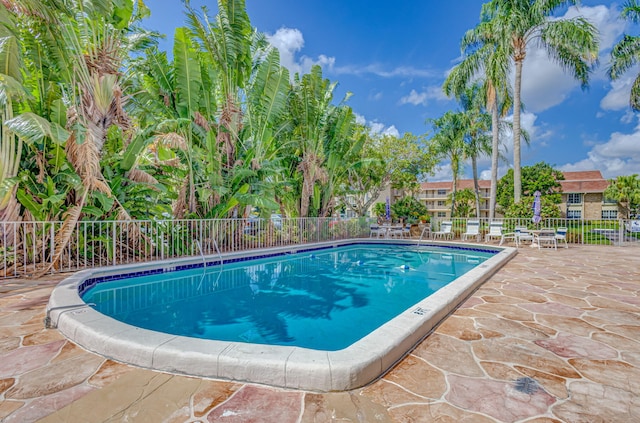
[1,244,639,422]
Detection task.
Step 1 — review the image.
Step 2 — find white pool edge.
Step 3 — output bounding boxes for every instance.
[47,239,517,392]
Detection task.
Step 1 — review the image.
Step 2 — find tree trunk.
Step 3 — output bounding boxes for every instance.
[489,102,500,219]
[472,156,481,219]
[450,158,458,217]
[513,58,523,204]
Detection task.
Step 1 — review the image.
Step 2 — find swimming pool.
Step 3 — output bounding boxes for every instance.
[48,239,516,391]
[81,244,494,351]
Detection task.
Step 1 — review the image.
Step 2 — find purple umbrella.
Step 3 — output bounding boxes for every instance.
[385,197,391,221]
[532,190,541,224]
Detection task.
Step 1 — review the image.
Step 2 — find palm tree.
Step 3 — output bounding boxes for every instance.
[444,26,512,220]
[604,174,640,218]
[430,112,466,217]
[287,65,340,217]
[609,0,640,111]
[458,84,493,219]
[476,0,599,203]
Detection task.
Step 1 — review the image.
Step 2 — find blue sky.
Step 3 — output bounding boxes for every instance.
[142,1,640,181]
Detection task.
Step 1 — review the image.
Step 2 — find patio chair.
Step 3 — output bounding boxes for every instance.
[461,220,481,242]
[536,228,557,250]
[369,225,385,238]
[388,225,405,238]
[555,227,568,248]
[515,226,535,247]
[485,221,504,243]
[432,221,453,240]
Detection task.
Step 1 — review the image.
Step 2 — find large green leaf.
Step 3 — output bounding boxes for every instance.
[173,27,202,119]
[4,112,70,145]
[121,136,153,171]
[16,188,43,221]
[0,74,27,106]
[0,35,21,83]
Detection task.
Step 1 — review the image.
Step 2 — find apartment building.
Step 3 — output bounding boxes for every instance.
[418,170,617,219]
[418,179,492,218]
[560,170,617,220]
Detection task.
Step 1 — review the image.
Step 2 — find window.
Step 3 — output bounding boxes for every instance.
[567,193,582,204]
[437,189,447,196]
[437,200,445,206]
[603,197,617,204]
[437,211,446,217]
[567,210,581,219]
[602,210,618,219]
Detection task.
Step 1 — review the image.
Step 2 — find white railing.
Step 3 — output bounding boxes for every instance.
[0,217,374,278]
[428,217,640,247]
[1,216,637,279]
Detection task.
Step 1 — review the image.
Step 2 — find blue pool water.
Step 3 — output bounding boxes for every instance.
[82,244,494,351]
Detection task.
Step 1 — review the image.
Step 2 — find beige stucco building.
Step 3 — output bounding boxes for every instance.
[416,170,617,220]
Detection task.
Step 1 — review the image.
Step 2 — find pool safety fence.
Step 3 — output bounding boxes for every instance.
[1,217,637,278]
[0,217,373,278]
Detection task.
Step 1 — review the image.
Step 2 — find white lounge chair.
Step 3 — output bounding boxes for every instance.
[461,220,481,242]
[432,221,453,240]
[555,227,568,248]
[485,221,504,243]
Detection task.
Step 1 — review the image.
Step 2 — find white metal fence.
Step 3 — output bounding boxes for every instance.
[429,217,640,247]
[1,216,637,279]
[0,217,373,278]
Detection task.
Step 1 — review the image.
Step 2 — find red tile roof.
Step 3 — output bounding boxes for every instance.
[421,171,610,193]
[420,179,491,191]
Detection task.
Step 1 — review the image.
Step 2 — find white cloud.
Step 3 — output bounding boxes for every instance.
[399,86,448,106]
[266,27,335,76]
[368,91,383,101]
[400,89,429,106]
[356,114,400,137]
[600,69,639,111]
[479,164,511,181]
[334,64,435,78]
[521,4,625,113]
[369,121,400,137]
[501,112,552,156]
[559,116,640,178]
[266,28,434,82]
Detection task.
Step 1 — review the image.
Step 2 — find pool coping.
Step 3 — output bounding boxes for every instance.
[47,239,517,392]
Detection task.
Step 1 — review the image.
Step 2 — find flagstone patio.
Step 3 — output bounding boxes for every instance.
[1,244,639,422]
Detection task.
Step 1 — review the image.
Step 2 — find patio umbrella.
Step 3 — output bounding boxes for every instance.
[532,190,542,224]
[385,197,391,221]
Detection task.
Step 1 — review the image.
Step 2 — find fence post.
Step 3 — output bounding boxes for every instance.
[112,221,117,266]
[619,219,624,247]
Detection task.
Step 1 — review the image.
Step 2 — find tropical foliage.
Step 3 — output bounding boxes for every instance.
[497,162,564,217]
[447,188,477,218]
[0,0,441,273]
[604,174,640,218]
[390,196,429,223]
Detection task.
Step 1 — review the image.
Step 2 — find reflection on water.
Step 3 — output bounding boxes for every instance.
[83,245,492,350]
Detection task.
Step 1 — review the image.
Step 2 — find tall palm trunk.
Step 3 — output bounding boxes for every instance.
[513,58,524,204]
[471,156,481,219]
[450,158,459,217]
[489,101,500,219]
